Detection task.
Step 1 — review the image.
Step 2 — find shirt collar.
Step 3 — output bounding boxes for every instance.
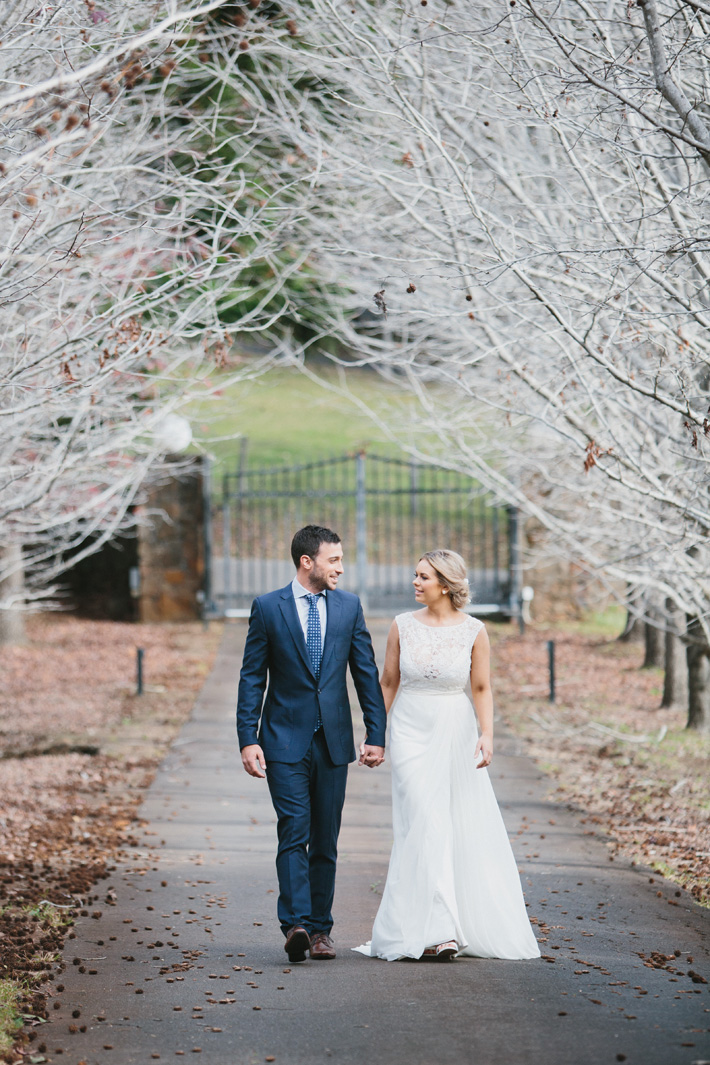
[292,576,325,599]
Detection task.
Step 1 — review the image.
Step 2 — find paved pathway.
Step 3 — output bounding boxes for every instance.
[41,623,710,1065]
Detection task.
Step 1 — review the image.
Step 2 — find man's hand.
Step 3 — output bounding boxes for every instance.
[241,744,266,778]
[358,743,385,768]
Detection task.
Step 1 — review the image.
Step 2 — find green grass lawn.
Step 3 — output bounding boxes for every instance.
[0,979,21,1055]
[562,604,627,639]
[190,364,406,470]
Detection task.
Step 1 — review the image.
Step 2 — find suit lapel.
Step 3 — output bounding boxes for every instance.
[319,589,341,678]
[279,586,314,677]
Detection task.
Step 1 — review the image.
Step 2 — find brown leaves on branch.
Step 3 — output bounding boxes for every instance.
[373,289,387,317]
[683,415,710,449]
[583,439,613,473]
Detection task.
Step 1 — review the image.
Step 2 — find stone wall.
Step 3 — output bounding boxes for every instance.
[136,457,205,623]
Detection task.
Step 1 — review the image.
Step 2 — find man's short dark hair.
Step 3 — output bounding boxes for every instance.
[291,525,341,568]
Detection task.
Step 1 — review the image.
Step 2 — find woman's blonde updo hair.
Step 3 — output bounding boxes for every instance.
[420,549,471,609]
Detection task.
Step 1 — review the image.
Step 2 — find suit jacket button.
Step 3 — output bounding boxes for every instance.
[317,688,322,694]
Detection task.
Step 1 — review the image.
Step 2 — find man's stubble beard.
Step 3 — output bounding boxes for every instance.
[309,567,331,593]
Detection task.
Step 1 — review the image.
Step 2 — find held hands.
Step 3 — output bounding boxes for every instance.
[475,733,493,769]
[243,741,384,773]
[359,742,385,768]
[241,744,266,778]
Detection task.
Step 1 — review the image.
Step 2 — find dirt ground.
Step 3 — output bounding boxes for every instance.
[0,615,222,1061]
[491,622,710,908]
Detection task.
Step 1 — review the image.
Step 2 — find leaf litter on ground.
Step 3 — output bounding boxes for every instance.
[491,623,710,907]
[0,615,222,1063]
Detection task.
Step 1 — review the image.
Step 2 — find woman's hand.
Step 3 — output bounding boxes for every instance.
[475,733,493,769]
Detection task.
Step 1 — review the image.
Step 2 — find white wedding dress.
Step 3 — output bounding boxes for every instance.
[354,612,540,961]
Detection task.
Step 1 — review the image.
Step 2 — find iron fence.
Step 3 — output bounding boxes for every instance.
[203,452,520,619]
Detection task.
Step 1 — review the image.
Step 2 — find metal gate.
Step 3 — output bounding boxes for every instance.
[203,452,520,619]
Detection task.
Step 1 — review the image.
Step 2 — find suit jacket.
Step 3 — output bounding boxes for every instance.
[236,584,387,765]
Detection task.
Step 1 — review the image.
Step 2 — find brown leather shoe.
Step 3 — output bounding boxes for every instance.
[284,925,310,962]
[309,932,336,959]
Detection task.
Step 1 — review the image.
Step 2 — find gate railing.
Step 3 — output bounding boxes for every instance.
[203,451,521,621]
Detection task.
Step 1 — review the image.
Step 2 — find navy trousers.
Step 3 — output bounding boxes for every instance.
[265,728,348,936]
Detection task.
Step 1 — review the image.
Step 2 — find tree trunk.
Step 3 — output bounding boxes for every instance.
[662,600,687,709]
[642,599,665,668]
[618,587,644,642]
[619,609,645,642]
[686,616,710,732]
[0,543,25,645]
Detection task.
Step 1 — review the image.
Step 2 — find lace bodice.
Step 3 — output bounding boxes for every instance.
[396,612,484,693]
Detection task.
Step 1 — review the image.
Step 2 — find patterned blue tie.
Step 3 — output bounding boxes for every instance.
[306,593,323,731]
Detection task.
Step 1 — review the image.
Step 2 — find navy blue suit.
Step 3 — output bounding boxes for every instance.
[237,584,386,936]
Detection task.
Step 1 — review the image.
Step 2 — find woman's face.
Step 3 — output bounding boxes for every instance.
[413,558,446,606]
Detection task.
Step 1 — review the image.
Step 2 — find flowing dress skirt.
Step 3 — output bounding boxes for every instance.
[355,686,540,961]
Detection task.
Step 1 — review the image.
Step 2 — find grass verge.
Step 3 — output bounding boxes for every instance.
[0,981,21,1056]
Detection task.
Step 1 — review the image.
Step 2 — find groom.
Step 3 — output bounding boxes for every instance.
[237,525,386,962]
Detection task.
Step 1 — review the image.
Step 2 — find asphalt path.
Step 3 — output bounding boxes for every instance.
[41,621,710,1065]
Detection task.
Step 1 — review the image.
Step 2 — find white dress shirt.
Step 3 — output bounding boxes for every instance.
[291,576,327,652]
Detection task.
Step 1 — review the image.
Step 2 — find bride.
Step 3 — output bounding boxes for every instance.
[355,549,540,962]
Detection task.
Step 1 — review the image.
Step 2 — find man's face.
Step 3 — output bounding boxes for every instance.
[306,540,344,592]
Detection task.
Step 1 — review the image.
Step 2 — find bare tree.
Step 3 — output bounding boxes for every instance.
[0,1,303,629]
[228,0,710,727]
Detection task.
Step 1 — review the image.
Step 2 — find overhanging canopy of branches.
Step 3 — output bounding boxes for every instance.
[222,0,710,631]
[0,0,307,597]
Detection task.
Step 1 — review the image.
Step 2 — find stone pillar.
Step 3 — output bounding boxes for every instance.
[136,458,205,622]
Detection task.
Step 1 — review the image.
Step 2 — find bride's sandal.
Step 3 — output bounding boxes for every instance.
[434,940,458,961]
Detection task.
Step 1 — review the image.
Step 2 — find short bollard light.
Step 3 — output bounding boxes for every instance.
[521,585,534,625]
[136,647,145,696]
[547,639,555,703]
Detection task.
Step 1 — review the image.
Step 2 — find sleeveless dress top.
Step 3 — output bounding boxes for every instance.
[398,610,484,691]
